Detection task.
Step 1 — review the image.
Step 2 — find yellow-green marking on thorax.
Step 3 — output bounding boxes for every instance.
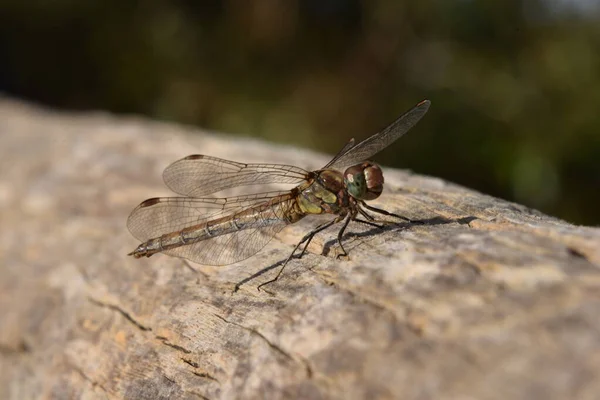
[297,170,344,215]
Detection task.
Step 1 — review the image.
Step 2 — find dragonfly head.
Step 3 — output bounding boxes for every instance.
[343,162,383,201]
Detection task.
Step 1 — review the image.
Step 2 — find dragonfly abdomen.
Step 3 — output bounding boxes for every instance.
[129,198,299,259]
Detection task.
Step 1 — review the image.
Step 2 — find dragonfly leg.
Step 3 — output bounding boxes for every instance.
[357,207,402,226]
[295,231,318,260]
[360,201,418,224]
[335,213,354,259]
[356,206,389,228]
[358,206,377,221]
[257,217,341,291]
[295,218,341,259]
[353,218,385,230]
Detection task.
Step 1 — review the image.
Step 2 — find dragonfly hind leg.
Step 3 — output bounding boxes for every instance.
[257,216,343,291]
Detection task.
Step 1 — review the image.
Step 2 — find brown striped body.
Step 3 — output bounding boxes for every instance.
[129,195,302,258]
[129,169,351,259]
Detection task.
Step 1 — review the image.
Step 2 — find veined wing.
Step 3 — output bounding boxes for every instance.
[163,155,309,197]
[327,100,430,170]
[127,191,295,265]
[163,218,289,265]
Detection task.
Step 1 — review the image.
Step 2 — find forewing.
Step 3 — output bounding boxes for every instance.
[163,155,309,197]
[328,100,430,170]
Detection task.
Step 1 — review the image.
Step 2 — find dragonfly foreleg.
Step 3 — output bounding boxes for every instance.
[353,218,385,230]
[357,206,376,221]
[360,201,416,223]
[257,216,342,291]
[355,207,388,228]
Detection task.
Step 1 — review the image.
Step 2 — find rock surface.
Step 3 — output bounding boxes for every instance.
[1,97,599,400]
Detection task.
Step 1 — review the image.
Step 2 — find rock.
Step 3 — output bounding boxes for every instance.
[1,97,599,400]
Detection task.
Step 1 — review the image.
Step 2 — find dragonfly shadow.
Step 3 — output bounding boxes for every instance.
[233,258,291,293]
[321,215,477,257]
[233,215,477,293]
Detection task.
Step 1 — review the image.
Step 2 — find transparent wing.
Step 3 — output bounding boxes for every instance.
[327,100,430,170]
[163,155,309,197]
[127,191,294,265]
[163,220,289,265]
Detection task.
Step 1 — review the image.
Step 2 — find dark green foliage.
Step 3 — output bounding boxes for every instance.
[1,0,598,224]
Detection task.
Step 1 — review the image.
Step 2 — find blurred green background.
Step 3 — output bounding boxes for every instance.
[1,0,599,225]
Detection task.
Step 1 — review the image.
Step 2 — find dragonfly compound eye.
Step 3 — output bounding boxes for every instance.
[344,162,383,201]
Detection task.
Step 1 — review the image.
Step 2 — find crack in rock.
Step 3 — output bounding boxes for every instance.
[181,358,221,383]
[88,297,152,332]
[155,335,191,354]
[72,365,112,398]
[211,312,313,378]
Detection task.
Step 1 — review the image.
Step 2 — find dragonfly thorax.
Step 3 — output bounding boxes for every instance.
[343,161,384,201]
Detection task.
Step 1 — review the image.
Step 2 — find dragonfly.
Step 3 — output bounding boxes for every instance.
[128,99,430,289]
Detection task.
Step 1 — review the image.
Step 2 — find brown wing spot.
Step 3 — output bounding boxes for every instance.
[139,197,162,207]
[184,154,205,160]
